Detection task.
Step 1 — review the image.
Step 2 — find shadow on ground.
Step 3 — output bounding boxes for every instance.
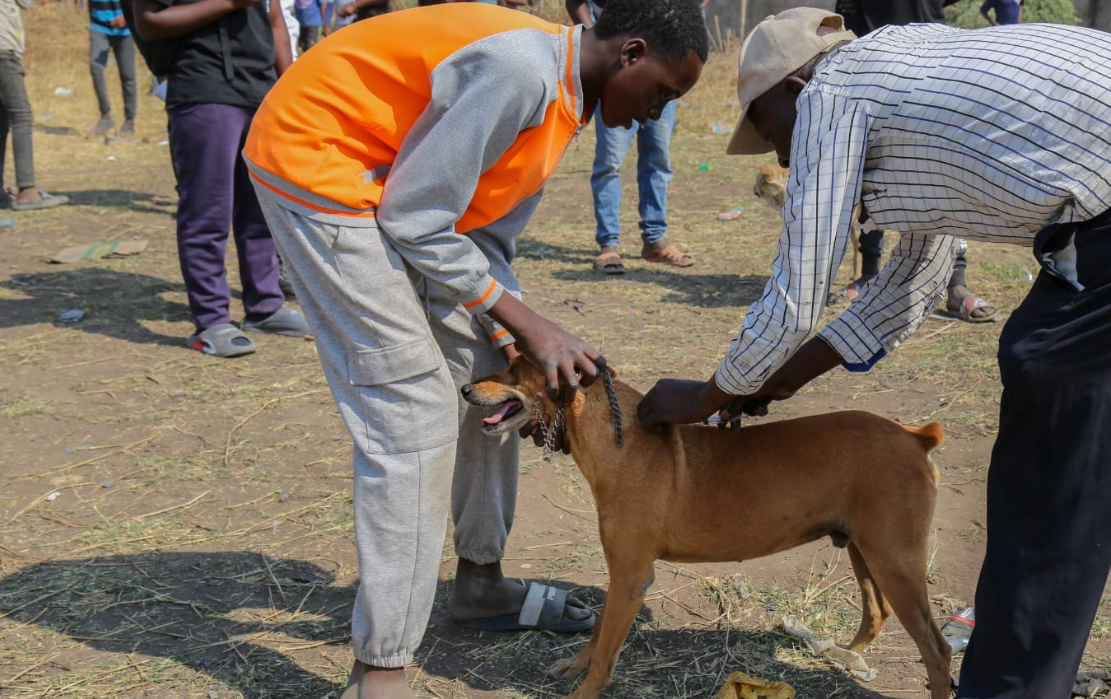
[0,551,892,699]
[2,268,191,346]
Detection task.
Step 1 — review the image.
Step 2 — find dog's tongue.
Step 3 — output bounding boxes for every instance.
[482,401,521,426]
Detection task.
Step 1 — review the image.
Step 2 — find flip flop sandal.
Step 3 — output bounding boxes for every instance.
[455,582,596,633]
[188,323,257,358]
[643,244,694,268]
[931,293,999,323]
[10,189,69,211]
[594,251,626,275]
[826,281,861,305]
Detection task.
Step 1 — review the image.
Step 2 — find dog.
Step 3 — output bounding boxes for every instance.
[754,163,863,278]
[462,359,952,699]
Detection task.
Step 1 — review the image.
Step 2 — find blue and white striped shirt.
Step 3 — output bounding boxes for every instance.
[89,0,128,36]
[715,22,1111,396]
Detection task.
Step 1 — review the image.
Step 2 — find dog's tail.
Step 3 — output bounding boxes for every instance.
[908,421,945,452]
[907,422,945,487]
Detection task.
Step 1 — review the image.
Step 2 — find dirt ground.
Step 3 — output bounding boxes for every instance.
[1,5,1108,699]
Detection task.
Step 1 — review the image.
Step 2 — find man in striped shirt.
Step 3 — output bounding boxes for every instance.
[638,8,1111,698]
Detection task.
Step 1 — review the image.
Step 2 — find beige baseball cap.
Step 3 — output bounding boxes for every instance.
[726,8,856,156]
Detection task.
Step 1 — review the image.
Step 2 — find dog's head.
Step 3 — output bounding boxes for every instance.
[753,164,789,212]
[461,358,550,436]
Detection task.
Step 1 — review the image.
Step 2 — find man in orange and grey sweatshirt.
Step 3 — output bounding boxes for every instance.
[243,1,707,695]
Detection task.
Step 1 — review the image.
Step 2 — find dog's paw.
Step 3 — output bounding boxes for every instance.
[548,655,589,680]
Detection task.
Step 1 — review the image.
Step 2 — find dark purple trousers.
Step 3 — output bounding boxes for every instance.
[168,102,283,331]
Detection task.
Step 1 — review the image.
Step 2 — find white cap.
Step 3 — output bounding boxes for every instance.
[726,8,856,155]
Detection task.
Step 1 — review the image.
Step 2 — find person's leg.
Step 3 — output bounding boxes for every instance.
[945,240,997,321]
[168,103,241,332]
[432,194,592,627]
[0,53,33,194]
[634,100,678,257]
[299,24,321,52]
[229,106,286,320]
[590,102,635,255]
[857,228,884,283]
[255,192,459,699]
[88,30,113,133]
[958,258,1111,698]
[0,66,10,194]
[114,34,137,128]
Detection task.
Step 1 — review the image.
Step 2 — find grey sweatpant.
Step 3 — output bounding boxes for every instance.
[89,29,137,122]
[255,186,537,667]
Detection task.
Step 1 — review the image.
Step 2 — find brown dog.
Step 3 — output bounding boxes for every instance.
[754,163,863,278]
[462,359,952,699]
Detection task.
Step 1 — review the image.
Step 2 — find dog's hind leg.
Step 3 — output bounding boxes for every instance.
[856,543,951,699]
[845,541,891,652]
[561,555,655,699]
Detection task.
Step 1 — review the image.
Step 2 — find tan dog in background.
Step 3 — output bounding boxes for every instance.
[754,163,863,278]
[462,360,952,699]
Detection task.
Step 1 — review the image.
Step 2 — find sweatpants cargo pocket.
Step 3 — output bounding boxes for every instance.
[346,338,458,455]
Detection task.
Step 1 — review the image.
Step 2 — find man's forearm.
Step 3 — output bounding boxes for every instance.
[135,0,246,40]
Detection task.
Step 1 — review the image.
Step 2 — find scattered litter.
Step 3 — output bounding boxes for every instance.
[941,606,975,654]
[711,124,730,134]
[106,155,116,162]
[713,671,795,699]
[519,563,532,569]
[0,218,15,228]
[699,163,714,172]
[332,435,342,442]
[45,491,61,502]
[57,309,86,323]
[208,690,219,699]
[157,140,170,146]
[717,207,744,221]
[40,112,53,119]
[53,86,75,98]
[564,299,585,315]
[279,491,291,502]
[1023,268,1034,282]
[63,444,92,453]
[101,481,115,489]
[48,239,148,264]
[782,616,878,681]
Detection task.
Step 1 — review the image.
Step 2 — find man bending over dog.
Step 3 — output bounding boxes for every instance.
[638,9,1111,699]
[244,1,707,697]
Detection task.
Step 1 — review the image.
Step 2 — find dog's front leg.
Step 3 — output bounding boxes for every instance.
[560,559,654,699]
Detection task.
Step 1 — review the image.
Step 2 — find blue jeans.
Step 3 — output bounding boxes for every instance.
[591,101,676,250]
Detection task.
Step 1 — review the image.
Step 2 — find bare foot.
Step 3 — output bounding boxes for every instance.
[448,559,591,624]
[340,661,416,699]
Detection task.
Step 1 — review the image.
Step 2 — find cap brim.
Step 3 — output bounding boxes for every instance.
[725,106,775,156]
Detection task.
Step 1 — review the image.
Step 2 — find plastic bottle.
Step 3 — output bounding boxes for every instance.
[941,607,975,653]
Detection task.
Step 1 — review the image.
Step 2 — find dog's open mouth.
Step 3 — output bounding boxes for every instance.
[482,399,524,429]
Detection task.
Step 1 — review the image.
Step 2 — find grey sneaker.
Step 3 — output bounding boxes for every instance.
[120,120,135,136]
[242,306,311,337]
[94,115,114,135]
[278,267,296,300]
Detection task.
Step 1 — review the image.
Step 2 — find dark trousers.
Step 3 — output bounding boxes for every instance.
[0,51,35,190]
[168,103,283,331]
[89,30,137,122]
[859,228,967,287]
[957,211,1111,698]
[298,24,321,53]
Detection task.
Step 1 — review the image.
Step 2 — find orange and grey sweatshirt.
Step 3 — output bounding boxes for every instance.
[244,3,587,320]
